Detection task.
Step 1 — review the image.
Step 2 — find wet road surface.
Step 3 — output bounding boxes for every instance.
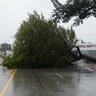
[0,66,12,93]
[0,66,96,96]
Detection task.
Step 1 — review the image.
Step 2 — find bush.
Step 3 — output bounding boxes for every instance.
[3,11,76,69]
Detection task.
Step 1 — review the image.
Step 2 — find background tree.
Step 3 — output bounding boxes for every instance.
[0,43,12,57]
[51,0,96,25]
[3,11,77,68]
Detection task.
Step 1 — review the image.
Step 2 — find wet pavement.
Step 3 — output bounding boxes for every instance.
[0,66,96,96]
[0,66,11,92]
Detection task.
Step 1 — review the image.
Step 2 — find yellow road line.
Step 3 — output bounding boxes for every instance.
[0,69,17,96]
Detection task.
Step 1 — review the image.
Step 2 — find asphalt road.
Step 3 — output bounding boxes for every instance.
[0,66,96,96]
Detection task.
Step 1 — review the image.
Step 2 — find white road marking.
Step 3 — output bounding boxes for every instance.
[55,73,63,78]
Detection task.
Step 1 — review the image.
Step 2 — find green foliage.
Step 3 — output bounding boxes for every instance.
[0,43,12,57]
[3,56,14,68]
[3,11,77,68]
[0,43,12,52]
[51,0,96,25]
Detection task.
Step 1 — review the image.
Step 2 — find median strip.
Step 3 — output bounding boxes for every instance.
[0,69,17,96]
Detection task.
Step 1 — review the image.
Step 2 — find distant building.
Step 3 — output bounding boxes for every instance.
[76,40,96,58]
[0,50,13,57]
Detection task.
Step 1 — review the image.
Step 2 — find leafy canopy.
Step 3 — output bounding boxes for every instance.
[3,11,77,68]
[0,43,12,52]
[51,0,96,25]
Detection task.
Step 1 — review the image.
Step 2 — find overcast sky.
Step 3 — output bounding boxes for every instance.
[0,0,96,44]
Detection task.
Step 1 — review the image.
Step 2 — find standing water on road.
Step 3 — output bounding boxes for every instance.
[3,68,96,96]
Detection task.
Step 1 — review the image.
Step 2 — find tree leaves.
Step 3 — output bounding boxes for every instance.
[51,0,96,25]
[3,11,77,68]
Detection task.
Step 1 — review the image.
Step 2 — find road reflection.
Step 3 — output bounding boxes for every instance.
[2,69,96,96]
[0,66,11,92]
